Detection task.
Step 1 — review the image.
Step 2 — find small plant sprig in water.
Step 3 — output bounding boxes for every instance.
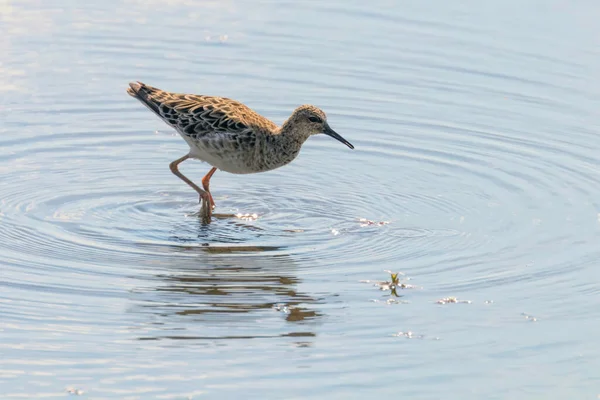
[382,270,418,296]
[361,270,418,298]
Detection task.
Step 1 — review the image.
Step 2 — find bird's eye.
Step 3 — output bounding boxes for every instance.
[308,116,322,123]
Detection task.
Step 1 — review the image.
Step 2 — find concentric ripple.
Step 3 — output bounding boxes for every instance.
[2,75,599,286]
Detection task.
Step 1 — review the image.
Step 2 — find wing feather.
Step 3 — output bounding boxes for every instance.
[127,82,277,142]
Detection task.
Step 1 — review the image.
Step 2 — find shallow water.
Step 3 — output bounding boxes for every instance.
[2,0,600,398]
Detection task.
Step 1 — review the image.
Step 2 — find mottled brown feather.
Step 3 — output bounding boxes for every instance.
[127,82,277,140]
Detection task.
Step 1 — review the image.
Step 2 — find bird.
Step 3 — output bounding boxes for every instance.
[126,81,354,223]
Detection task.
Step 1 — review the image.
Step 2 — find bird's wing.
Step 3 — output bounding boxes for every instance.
[127,82,277,140]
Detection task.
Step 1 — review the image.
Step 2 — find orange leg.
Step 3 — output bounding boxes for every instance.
[169,155,211,223]
[201,167,218,209]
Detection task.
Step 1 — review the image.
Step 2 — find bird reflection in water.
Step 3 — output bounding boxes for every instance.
[131,239,321,343]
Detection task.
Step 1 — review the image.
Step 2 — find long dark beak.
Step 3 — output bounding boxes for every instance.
[323,123,354,149]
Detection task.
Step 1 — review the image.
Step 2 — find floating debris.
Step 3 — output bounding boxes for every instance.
[394,282,415,289]
[235,212,258,221]
[52,210,84,221]
[359,218,390,227]
[393,331,425,339]
[331,228,340,236]
[436,296,471,305]
[66,387,84,396]
[485,300,494,304]
[371,298,409,305]
[272,304,291,314]
[521,312,537,322]
[204,34,229,43]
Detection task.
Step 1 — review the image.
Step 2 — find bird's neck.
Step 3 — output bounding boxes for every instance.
[279,119,310,148]
[250,124,304,172]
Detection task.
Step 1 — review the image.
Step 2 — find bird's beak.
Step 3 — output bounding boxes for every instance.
[323,123,354,149]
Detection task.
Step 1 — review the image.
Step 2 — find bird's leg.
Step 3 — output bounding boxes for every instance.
[169,154,212,223]
[201,167,218,209]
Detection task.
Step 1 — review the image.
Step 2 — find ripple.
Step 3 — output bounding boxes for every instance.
[3,93,599,288]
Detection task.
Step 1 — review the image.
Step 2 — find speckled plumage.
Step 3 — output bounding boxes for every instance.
[126,81,354,222]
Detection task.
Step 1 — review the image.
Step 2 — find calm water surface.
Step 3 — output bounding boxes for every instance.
[2,0,600,398]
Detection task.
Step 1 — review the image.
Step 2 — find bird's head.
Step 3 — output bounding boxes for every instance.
[283,105,354,149]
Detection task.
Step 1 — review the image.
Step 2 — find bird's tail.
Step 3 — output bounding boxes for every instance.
[126,81,164,116]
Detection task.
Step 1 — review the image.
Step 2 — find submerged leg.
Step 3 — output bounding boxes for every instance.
[201,167,218,209]
[169,154,211,223]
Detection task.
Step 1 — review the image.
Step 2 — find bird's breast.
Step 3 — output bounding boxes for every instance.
[181,131,301,174]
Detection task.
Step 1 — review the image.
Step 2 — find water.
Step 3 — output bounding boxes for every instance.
[1,0,600,398]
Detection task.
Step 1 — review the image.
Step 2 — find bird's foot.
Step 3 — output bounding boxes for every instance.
[199,193,212,224]
[199,192,216,209]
